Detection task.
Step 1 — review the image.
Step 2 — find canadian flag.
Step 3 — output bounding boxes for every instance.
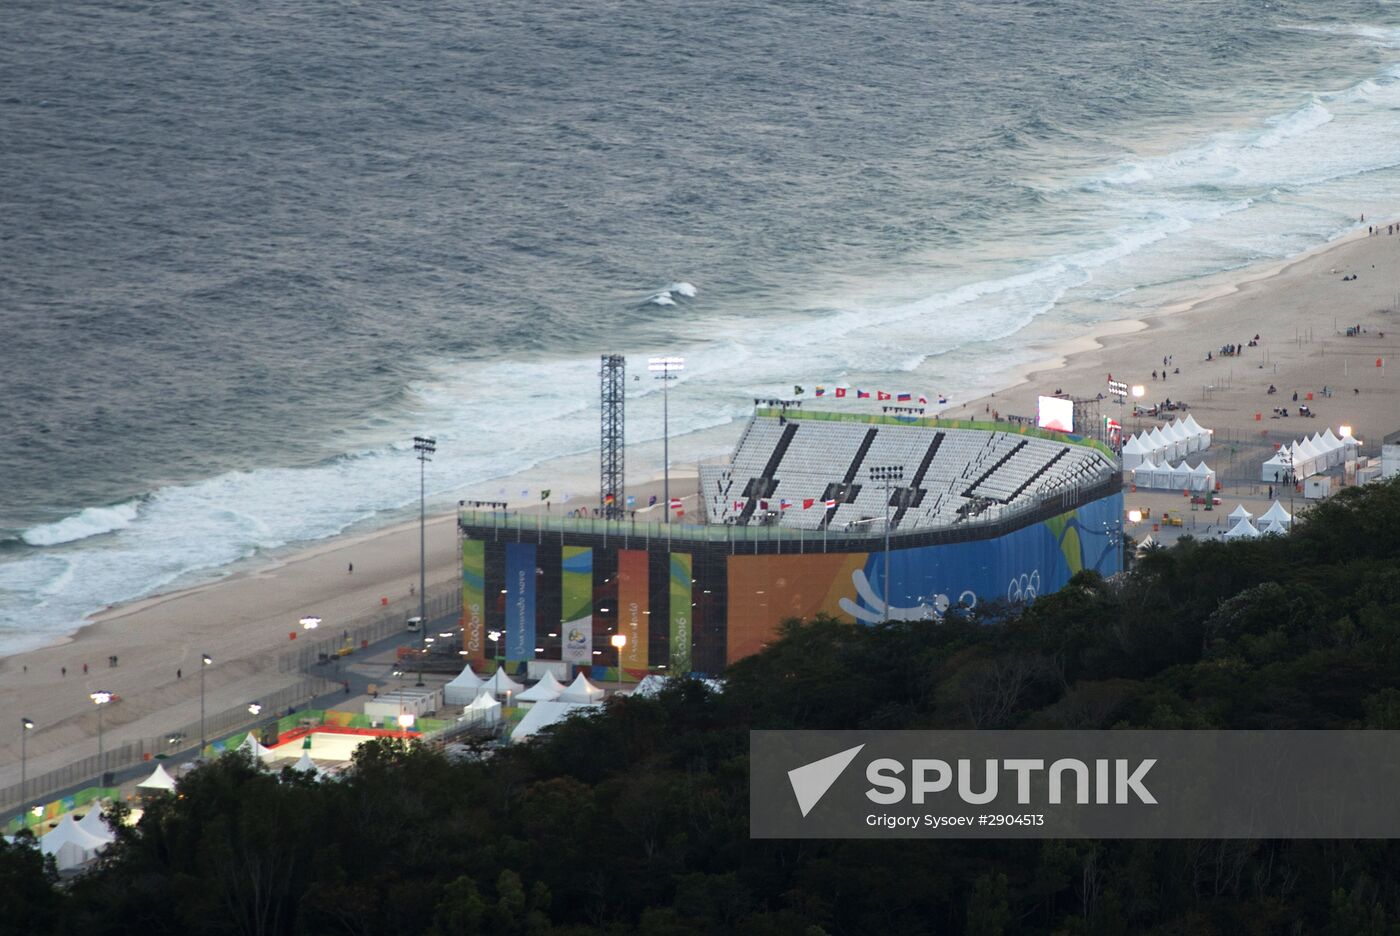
[824,498,838,508]
[834,387,847,398]
[802,498,815,509]
[877,391,891,401]
[732,500,745,510]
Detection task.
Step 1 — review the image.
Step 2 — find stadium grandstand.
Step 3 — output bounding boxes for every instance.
[457,406,1123,678]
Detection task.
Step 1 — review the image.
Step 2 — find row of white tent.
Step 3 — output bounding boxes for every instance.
[445,663,608,707]
[1122,415,1213,469]
[1260,429,1358,482]
[1223,501,1294,539]
[1129,460,1216,492]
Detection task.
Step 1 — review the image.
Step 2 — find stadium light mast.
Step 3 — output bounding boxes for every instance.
[648,356,684,523]
[20,717,34,805]
[90,691,113,781]
[869,465,905,623]
[414,435,436,679]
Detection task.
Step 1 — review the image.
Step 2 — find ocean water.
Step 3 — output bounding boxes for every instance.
[4,0,1400,652]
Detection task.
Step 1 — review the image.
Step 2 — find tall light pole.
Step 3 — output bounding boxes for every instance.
[648,357,684,523]
[611,633,627,694]
[199,653,212,752]
[90,692,113,782]
[20,717,34,804]
[870,466,904,623]
[488,629,503,673]
[414,435,436,635]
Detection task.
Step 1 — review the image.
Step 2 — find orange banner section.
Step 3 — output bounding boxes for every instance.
[618,549,649,673]
[725,552,867,663]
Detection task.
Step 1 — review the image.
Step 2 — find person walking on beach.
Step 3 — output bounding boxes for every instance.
[61,666,66,677]
[177,668,182,680]
[82,662,88,675]
[348,562,354,574]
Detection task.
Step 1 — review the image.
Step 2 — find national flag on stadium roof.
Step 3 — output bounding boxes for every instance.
[779,499,792,510]
[759,500,770,510]
[877,391,891,401]
[856,389,870,399]
[824,498,837,508]
[815,386,826,397]
[733,500,745,510]
[897,392,912,401]
[835,387,847,398]
[802,498,815,509]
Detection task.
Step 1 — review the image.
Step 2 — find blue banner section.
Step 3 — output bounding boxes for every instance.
[848,492,1123,624]
[504,542,537,660]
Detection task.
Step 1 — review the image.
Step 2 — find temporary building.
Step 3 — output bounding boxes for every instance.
[77,804,115,844]
[1183,413,1212,451]
[1261,520,1288,536]
[1149,427,1174,463]
[483,667,525,698]
[1341,434,1362,460]
[1130,459,1157,488]
[632,674,670,698]
[1190,462,1216,492]
[39,813,109,871]
[1168,461,1194,491]
[292,750,320,776]
[443,663,486,706]
[510,700,601,744]
[461,691,501,727]
[1294,439,1324,479]
[237,732,275,763]
[1224,518,1261,540]
[1121,434,1148,470]
[1261,450,1291,483]
[558,672,607,703]
[1168,420,1194,455]
[1258,501,1293,527]
[137,763,177,794]
[516,671,566,704]
[1227,504,1253,521]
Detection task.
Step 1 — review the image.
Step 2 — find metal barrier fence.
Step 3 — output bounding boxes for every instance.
[0,676,330,813]
[278,586,462,673]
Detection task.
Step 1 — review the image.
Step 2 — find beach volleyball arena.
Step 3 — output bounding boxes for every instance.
[457,407,1123,678]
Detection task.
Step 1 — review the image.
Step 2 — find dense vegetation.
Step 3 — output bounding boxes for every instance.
[6,478,1400,935]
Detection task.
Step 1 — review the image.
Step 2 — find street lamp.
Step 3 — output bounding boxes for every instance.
[413,434,436,642]
[648,357,684,523]
[299,616,321,631]
[488,629,503,673]
[90,692,113,782]
[869,465,905,623]
[200,653,212,752]
[20,717,34,804]
[611,633,627,693]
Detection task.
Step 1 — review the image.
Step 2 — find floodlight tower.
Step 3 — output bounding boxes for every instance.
[648,356,685,523]
[869,465,905,623]
[600,355,625,518]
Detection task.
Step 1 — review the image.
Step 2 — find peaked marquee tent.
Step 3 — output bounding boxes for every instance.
[443,663,486,706]
[511,700,601,744]
[484,668,525,698]
[1259,501,1293,527]
[1224,518,1261,540]
[77,803,115,844]
[558,672,606,703]
[516,671,566,704]
[40,813,108,871]
[137,763,177,794]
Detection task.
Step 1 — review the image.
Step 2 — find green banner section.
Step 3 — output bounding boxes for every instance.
[670,553,693,674]
[462,538,485,661]
[561,546,593,664]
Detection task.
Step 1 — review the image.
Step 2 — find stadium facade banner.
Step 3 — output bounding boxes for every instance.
[461,538,485,662]
[561,545,593,664]
[617,549,648,676]
[669,553,693,674]
[504,542,536,662]
[725,493,1123,663]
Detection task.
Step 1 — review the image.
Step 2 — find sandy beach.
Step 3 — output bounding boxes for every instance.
[3,227,1399,792]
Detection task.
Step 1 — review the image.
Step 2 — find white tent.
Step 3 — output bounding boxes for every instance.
[1190,461,1215,492]
[1342,434,1362,461]
[77,803,115,844]
[461,691,501,726]
[510,700,601,743]
[1183,413,1212,451]
[1258,501,1292,526]
[292,750,320,775]
[1261,520,1288,536]
[1293,439,1322,479]
[632,674,670,697]
[1168,420,1194,455]
[484,667,525,698]
[1224,518,1261,540]
[1149,426,1174,462]
[1130,459,1158,488]
[39,813,108,871]
[1318,431,1344,467]
[1121,434,1147,470]
[237,731,275,763]
[1228,504,1253,521]
[516,671,566,704]
[1168,461,1194,491]
[443,663,487,706]
[558,672,607,703]
[1261,450,1291,483]
[137,763,177,793]
[1139,431,1164,463]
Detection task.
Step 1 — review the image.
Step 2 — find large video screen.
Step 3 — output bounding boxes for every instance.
[1037,395,1074,432]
